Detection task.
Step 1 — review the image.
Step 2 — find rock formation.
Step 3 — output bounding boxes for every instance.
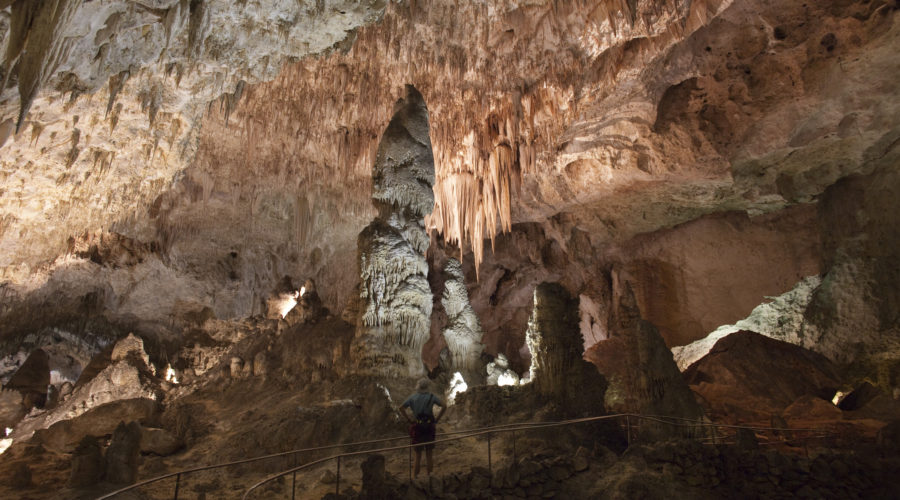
[104,420,142,484]
[352,85,435,377]
[586,281,704,429]
[4,348,49,411]
[525,282,607,416]
[0,0,898,497]
[683,331,842,422]
[67,435,104,488]
[440,258,485,384]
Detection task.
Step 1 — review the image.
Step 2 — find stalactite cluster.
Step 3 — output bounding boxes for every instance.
[223,0,725,273]
[0,0,385,285]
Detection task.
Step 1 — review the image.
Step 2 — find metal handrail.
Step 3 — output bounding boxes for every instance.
[240,413,838,499]
[96,416,620,499]
[97,412,837,499]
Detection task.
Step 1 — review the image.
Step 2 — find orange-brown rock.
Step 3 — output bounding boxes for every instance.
[684,331,841,422]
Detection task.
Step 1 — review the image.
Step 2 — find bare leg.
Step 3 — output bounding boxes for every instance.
[414,447,422,477]
[425,447,434,475]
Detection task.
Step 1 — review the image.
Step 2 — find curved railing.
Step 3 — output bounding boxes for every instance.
[98,413,836,500]
[96,419,602,500]
[241,413,837,499]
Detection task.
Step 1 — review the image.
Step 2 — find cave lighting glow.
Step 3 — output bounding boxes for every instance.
[0,428,12,455]
[448,372,468,404]
[832,390,846,405]
[276,290,301,318]
[497,372,518,386]
[165,364,179,384]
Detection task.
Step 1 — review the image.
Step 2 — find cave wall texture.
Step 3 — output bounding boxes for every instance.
[0,0,899,392]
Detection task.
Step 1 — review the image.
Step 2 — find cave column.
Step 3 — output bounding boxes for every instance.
[525,282,606,416]
[351,86,435,377]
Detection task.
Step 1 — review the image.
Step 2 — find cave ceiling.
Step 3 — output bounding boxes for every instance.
[0,0,898,345]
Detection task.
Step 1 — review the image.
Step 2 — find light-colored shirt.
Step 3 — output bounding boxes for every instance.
[401,392,443,418]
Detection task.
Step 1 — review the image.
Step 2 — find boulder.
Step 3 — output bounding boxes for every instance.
[140,426,183,456]
[683,331,841,421]
[573,446,591,472]
[33,398,159,452]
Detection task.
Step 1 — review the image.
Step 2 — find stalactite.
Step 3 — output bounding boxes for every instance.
[7,0,84,133]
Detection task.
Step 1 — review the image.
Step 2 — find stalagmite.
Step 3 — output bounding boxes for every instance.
[524,282,607,415]
[352,86,435,377]
[440,258,485,383]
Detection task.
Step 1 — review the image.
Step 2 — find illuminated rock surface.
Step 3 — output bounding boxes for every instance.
[0,0,898,497]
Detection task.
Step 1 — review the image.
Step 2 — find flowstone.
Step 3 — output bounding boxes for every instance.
[352,86,435,377]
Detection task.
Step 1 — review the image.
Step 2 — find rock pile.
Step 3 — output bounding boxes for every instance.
[337,448,595,500]
[628,438,900,500]
[329,438,900,500]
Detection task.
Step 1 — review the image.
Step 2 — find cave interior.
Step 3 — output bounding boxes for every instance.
[0,0,899,498]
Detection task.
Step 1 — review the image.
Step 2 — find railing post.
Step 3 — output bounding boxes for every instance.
[291,451,297,500]
[173,472,180,500]
[625,415,631,447]
[408,445,412,481]
[487,432,492,487]
[712,423,717,445]
[336,456,341,497]
[512,429,517,463]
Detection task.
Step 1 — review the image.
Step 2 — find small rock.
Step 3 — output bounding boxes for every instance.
[230,357,243,378]
[548,465,569,481]
[572,446,590,472]
[360,454,389,499]
[320,468,336,484]
[253,352,267,377]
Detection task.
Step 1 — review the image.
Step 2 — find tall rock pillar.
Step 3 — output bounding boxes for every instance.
[352,86,435,377]
[526,282,606,416]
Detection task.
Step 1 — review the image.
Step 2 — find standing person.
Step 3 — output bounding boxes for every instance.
[400,378,446,478]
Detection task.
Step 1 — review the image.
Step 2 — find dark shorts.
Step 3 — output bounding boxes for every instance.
[410,421,436,450]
